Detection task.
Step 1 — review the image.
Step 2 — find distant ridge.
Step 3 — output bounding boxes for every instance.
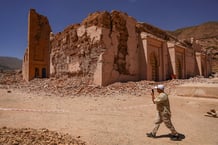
[169,21,218,73]
[169,21,218,49]
[0,56,22,71]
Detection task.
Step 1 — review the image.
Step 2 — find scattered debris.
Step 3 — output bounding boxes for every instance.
[205,109,218,118]
[0,70,217,98]
[0,127,86,145]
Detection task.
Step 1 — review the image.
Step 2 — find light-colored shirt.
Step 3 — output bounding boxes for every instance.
[154,92,171,113]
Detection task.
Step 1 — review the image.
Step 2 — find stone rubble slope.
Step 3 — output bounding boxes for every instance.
[0,127,86,145]
[0,70,216,97]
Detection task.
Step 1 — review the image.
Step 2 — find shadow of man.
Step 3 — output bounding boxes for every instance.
[156,133,185,141]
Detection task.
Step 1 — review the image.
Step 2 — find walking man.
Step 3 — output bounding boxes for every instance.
[146,84,180,140]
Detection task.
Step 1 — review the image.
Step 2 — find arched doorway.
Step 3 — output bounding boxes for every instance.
[201,63,205,77]
[150,52,159,81]
[176,58,182,79]
[35,68,39,78]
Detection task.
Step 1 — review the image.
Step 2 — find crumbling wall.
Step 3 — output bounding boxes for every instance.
[50,11,113,80]
[23,9,212,85]
[98,11,140,85]
[50,24,105,78]
[50,11,141,86]
[23,9,51,81]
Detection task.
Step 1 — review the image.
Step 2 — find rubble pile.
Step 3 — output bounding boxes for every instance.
[0,127,86,145]
[0,71,216,97]
[0,70,24,87]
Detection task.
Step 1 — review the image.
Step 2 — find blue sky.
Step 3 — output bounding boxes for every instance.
[0,0,217,59]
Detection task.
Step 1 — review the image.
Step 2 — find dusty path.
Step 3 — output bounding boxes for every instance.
[0,88,218,145]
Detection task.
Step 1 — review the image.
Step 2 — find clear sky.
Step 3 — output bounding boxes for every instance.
[0,0,217,59]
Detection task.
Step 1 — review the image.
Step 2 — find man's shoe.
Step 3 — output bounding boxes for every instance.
[170,134,180,141]
[146,132,156,138]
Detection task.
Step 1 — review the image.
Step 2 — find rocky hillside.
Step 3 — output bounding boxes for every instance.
[169,21,218,72]
[170,21,218,55]
[0,56,22,71]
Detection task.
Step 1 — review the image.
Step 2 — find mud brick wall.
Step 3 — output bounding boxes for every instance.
[50,11,141,86]
[22,9,51,81]
[98,11,140,85]
[50,24,106,78]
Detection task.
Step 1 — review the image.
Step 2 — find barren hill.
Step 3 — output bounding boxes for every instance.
[0,56,22,71]
[169,21,218,72]
[170,21,218,53]
[171,21,218,39]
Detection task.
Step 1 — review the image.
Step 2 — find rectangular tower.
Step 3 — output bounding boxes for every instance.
[22,9,51,81]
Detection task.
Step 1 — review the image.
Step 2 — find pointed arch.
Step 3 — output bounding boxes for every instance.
[176,58,182,79]
[150,52,159,81]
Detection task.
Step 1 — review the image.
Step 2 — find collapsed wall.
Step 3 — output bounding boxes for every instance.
[50,11,110,78]
[23,9,212,86]
[50,11,141,86]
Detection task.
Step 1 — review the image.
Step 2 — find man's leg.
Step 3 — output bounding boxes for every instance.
[152,112,162,136]
[162,113,178,135]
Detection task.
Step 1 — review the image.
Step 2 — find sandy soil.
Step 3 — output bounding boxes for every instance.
[0,84,218,145]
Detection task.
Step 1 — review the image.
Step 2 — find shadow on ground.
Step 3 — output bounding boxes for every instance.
[156,133,185,141]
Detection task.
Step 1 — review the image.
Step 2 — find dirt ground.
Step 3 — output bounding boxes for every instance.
[0,80,218,145]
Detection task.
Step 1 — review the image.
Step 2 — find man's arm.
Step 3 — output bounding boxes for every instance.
[151,90,155,104]
[154,93,168,104]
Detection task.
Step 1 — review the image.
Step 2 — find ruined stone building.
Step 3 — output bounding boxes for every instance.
[22,9,212,86]
[23,9,51,81]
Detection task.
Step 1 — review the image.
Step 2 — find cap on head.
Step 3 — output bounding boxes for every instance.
[154,84,164,91]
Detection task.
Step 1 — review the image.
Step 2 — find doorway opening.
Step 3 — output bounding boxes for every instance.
[42,68,46,78]
[35,68,39,78]
[176,59,182,79]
